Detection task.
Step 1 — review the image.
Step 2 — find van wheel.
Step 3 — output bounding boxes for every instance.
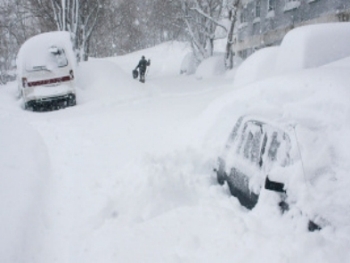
[24,103,33,111]
[68,94,76,106]
[217,171,226,185]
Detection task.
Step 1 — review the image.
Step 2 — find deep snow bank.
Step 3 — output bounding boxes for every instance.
[234,47,279,87]
[195,54,226,80]
[233,22,350,88]
[0,117,51,263]
[275,22,350,75]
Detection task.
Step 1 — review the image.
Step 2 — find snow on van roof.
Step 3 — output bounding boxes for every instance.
[17,31,76,73]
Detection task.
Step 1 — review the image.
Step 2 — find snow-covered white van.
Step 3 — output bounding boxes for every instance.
[17,31,77,111]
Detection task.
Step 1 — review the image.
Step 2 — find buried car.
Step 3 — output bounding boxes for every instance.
[17,31,77,111]
[216,116,293,210]
[215,115,322,231]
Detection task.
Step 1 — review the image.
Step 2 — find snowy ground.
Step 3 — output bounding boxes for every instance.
[1,25,350,262]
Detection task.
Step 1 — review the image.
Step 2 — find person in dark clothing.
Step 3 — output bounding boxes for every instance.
[135,56,150,83]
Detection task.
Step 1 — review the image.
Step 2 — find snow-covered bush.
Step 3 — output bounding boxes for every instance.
[233,47,279,88]
[195,54,226,79]
[180,52,199,75]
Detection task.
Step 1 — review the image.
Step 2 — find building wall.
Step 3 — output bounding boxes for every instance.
[236,0,350,59]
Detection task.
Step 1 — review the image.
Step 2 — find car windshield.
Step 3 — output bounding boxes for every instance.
[25,46,68,72]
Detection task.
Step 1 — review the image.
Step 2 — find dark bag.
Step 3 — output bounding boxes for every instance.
[132,69,139,79]
[147,59,151,66]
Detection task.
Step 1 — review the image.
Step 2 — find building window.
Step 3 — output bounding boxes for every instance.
[240,8,248,23]
[284,0,301,11]
[268,0,276,11]
[338,12,350,22]
[256,0,261,18]
[239,49,248,59]
[239,8,249,29]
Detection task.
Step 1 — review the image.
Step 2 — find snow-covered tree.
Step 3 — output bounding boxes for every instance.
[28,0,104,61]
[224,0,241,69]
[0,0,39,84]
[92,0,185,56]
[179,0,226,63]
[52,0,103,61]
[88,2,122,57]
[141,0,185,46]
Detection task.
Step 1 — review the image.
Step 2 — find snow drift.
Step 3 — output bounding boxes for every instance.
[234,46,279,87]
[195,54,226,79]
[275,22,350,74]
[0,117,51,263]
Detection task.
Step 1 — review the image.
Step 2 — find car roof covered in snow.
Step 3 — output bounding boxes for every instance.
[17,31,76,74]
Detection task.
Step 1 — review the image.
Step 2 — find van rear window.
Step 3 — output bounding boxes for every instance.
[25,46,68,72]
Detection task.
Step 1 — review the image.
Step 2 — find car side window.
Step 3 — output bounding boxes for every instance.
[251,128,263,164]
[243,131,254,160]
[240,122,264,167]
[266,131,291,167]
[259,133,268,167]
[268,131,280,162]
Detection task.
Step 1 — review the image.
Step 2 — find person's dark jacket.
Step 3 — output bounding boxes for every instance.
[136,58,150,74]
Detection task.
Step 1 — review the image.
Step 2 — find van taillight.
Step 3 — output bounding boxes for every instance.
[22,78,28,88]
[69,70,74,80]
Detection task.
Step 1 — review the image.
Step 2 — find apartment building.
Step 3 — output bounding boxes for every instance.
[236,0,350,59]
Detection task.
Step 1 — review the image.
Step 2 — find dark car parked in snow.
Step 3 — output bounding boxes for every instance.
[215,115,321,231]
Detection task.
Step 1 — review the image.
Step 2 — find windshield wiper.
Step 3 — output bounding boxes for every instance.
[31,65,52,72]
